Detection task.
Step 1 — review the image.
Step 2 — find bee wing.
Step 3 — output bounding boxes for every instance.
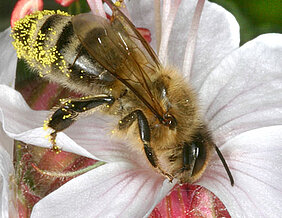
[72,8,165,119]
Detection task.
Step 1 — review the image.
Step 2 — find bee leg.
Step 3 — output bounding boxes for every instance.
[119,110,174,181]
[119,110,155,163]
[47,95,115,151]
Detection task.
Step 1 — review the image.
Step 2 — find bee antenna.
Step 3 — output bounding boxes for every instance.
[214,145,234,186]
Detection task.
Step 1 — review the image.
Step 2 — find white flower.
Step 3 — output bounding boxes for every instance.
[1,0,282,217]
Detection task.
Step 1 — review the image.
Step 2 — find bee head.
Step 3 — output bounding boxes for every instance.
[177,129,234,186]
[171,129,213,184]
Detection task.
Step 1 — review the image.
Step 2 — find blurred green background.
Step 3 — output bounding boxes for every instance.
[0,0,281,45]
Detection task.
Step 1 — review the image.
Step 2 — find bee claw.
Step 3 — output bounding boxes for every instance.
[160,170,174,182]
[51,145,61,154]
[168,177,174,183]
[167,174,174,182]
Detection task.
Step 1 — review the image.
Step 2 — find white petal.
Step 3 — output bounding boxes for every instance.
[0,146,14,218]
[198,126,282,218]
[199,34,282,146]
[0,28,17,88]
[12,127,97,160]
[126,0,240,77]
[0,85,133,162]
[167,0,239,89]
[126,0,159,50]
[31,162,173,218]
[0,85,92,158]
[65,114,138,162]
[0,85,48,133]
[0,127,14,157]
[145,178,177,217]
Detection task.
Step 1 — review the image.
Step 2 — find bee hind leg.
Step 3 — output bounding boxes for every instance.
[119,110,173,181]
[47,95,115,152]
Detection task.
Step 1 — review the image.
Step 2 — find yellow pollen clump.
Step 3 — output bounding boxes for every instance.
[115,2,121,7]
[43,119,51,130]
[63,114,72,119]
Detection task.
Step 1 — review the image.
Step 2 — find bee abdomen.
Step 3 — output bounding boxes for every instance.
[12,10,72,77]
[12,10,115,93]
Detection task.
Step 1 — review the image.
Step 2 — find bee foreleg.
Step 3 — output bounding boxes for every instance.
[47,95,115,151]
[119,110,173,181]
[119,110,157,166]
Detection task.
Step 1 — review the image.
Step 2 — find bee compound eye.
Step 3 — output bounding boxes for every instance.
[183,142,198,169]
[191,137,207,176]
[182,134,208,177]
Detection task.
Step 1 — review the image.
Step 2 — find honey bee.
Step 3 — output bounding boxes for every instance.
[11,1,233,185]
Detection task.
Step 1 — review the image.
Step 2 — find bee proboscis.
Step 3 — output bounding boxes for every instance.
[11,1,233,185]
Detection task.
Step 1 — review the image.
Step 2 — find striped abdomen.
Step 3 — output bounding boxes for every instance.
[12,10,115,95]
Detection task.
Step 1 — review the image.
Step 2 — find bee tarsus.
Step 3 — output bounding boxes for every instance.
[119,110,158,167]
[50,132,61,153]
